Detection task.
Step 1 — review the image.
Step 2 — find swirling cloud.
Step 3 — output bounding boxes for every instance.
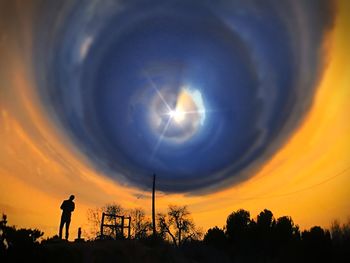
[27,0,335,193]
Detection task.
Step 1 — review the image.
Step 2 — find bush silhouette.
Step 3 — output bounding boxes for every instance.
[0,214,44,262]
[225,209,251,244]
[302,226,332,262]
[203,226,227,249]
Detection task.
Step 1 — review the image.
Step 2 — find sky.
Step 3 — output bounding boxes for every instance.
[0,0,349,240]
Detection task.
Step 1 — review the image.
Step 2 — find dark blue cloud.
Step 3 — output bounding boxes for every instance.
[32,0,335,192]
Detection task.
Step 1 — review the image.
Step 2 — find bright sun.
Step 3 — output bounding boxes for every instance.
[169,109,185,123]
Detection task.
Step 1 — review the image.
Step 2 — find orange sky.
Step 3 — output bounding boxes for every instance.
[0,0,349,240]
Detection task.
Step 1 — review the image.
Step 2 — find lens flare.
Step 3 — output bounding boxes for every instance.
[169,109,185,123]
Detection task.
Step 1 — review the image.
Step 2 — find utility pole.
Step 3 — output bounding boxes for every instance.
[152,173,156,237]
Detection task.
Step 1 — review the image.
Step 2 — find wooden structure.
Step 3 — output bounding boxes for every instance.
[100,212,131,239]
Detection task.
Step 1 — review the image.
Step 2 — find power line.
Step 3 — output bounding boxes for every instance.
[233,165,350,201]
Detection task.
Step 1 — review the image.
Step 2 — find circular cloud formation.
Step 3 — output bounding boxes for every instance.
[32,0,334,192]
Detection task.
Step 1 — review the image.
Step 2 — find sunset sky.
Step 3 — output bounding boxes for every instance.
[0,0,349,240]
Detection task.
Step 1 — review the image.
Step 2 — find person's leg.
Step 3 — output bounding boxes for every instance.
[65,218,71,240]
[59,217,65,239]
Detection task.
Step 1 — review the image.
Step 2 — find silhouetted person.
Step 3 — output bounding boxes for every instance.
[59,195,75,240]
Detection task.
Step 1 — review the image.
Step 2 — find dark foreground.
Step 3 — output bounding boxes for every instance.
[2,209,350,263]
[2,238,228,263]
[1,236,350,263]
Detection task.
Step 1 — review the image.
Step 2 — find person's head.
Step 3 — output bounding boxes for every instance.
[69,195,75,201]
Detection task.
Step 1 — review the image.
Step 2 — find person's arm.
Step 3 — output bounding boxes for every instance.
[72,202,75,212]
[60,201,65,210]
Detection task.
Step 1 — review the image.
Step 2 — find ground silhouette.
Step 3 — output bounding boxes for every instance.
[1,208,350,263]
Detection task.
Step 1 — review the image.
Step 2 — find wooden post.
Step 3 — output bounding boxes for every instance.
[152,173,156,237]
[127,217,131,239]
[100,212,105,238]
[78,227,82,239]
[75,227,84,242]
[121,216,125,238]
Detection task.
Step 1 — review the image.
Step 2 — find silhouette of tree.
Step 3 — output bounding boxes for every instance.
[271,215,301,262]
[254,209,275,259]
[224,209,304,261]
[0,214,8,256]
[301,226,332,262]
[330,219,350,262]
[331,220,343,245]
[225,209,251,243]
[203,226,227,249]
[87,203,124,238]
[274,216,300,243]
[331,219,350,245]
[224,208,254,261]
[255,209,275,243]
[157,213,175,243]
[129,207,152,239]
[157,205,202,247]
[257,209,275,230]
[0,214,43,262]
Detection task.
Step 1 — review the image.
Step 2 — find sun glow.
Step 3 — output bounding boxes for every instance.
[169,108,185,123]
[166,87,206,125]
